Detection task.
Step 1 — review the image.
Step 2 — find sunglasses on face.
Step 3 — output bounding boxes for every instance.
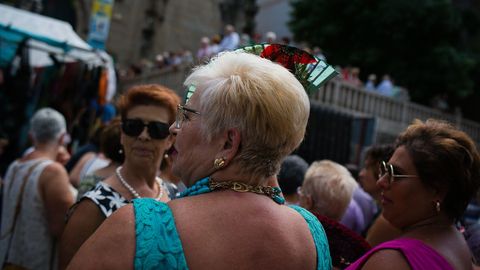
[121,119,170,139]
[378,161,418,185]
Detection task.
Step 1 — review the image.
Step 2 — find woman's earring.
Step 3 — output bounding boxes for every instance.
[213,157,226,170]
[119,148,123,154]
[164,153,169,159]
[435,200,441,213]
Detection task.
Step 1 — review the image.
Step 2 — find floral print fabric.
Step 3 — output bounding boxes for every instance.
[133,199,332,270]
[82,181,130,217]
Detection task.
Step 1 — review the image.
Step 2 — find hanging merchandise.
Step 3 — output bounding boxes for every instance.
[0,4,116,176]
[0,4,104,68]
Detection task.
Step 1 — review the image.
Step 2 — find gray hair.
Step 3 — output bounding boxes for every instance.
[30,108,66,144]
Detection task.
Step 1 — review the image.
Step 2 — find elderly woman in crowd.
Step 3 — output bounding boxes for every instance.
[59,84,180,269]
[347,119,480,269]
[299,160,358,221]
[298,160,371,269]
[68,51,333,269]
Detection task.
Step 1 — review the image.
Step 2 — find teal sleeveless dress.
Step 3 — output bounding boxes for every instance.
[133,198,332,270]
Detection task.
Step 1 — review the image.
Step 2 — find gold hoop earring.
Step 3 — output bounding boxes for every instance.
[435,200,441,213]
[213,157,226,170]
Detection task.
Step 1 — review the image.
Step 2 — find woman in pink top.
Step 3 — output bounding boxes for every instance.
[347,119,480,270]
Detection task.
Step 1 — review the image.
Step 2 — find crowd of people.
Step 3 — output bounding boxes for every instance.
[118,23,414,107]
[118,24,450,119]
[119,25,295,80]
[195,25,269,63]
[340,67,410,100]
[0,42,480,270]
[118,50,194,80]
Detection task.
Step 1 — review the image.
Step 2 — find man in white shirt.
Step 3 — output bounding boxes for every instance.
[377,74,394,97]
[219,24,240,52]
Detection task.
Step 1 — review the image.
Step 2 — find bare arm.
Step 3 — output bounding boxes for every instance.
[39,162,75,239]
[67,205,136,270]
[361,249,412,270]
[58,200,105,270]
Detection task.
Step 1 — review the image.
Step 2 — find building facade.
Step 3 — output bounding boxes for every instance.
[76,0,223,67]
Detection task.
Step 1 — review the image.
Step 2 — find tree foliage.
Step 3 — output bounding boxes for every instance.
[289,0,480,116]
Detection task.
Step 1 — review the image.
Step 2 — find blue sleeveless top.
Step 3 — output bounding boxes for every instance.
[133,198,331,270]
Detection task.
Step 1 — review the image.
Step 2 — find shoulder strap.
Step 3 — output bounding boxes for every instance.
[2,160,48,238]
[1,159,49,264]
[288,205,332,270]
[133,198,188,270]
[347,238,456,270]
[3,160,20,194]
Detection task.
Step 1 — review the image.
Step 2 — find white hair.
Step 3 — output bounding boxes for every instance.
[30,107,66,144]
[302,160,358,220]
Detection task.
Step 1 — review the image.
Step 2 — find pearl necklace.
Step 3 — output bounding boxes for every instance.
[115,166,164,200]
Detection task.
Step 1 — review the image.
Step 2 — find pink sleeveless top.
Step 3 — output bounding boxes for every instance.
[346,238,455,270]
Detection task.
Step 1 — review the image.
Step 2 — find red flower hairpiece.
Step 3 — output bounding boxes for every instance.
[260,44,317,72]
[237,43,338,95]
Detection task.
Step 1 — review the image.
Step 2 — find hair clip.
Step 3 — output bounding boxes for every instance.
[237,43,338,95]
[183,44,338,103]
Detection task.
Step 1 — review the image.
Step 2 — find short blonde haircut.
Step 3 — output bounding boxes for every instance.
[302,160,358,220]
[185,51,310,179]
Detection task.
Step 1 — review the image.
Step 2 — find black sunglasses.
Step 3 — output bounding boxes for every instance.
[121,119,170,140]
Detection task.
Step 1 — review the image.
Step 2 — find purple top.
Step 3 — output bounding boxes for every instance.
[340,199,365,234]
[340,187,378,235]
[346,238,454,270]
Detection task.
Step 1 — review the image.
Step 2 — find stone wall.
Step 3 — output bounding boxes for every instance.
[77,0,226,68]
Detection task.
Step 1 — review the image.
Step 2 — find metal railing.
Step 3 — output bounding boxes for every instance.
[312,79,480,145]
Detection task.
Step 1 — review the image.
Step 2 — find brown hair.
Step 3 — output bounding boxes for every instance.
[364,144,394,180]
[100,118,124,163]
[116,84,180,124]
[395,119,480,220]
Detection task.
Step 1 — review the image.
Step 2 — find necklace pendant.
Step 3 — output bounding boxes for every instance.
[179,177,285,205]
[232,182,249,192]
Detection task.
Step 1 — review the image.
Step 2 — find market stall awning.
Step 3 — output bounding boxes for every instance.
[0,4,104,67]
